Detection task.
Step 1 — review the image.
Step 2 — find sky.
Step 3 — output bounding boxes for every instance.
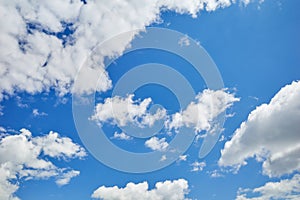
[0,0,300,200]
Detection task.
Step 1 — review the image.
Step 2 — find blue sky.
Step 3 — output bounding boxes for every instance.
[0,0,300,200]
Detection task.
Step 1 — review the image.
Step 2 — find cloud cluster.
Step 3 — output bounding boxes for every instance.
[236,174,300,200]
[219,81,300,177]
[0,0,254,101]
[91,89,238,132]
[90,94,166,127]
[91,89,238,156]
[91,178,189,200]
[0,128,86,200]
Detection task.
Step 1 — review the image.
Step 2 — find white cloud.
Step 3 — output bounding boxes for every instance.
[0,105,3,116]
[178,35,190,47]
[191,161,206,172]
[218,135,226,142]
[166,89,239,133]
[32,109,48,117]
[16,96,28,108]
[208,170,224,178]
[145,137,169,151]
[112,131,132,140]
[219,81,300,177]
[0,128,86,199]
[236,174,300,200]
[90,94,166,127]
[0,0,256,101]
[0,126,6,133]
[179,155,188,162]
[160,155,167,162]
[55,170,80,186]
[92,178,189,200]
[33,131,87,158]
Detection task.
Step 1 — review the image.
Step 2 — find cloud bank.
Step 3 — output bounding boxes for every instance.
[0,0,253,101]
[219,81,300,177]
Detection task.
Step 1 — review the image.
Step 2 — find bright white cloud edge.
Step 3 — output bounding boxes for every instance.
[91,178,189,200]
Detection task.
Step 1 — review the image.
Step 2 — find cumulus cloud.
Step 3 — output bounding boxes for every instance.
[219,81,300,177]
[209,170,223,178]
[236,174,300,200]
[91,178,189,200]
[90,94,166,127]
[0,0,257,101]
[145,137,169,151]
[55,170,80,186]
[178,35,190,47]
[179,155,188,162]
[166,89,239,133]
[32,108,48,117]
[0,128,86,200]
[191,161,206,172]
[112,131,132,140]
[33,131,87,158]
[160,155,167,162]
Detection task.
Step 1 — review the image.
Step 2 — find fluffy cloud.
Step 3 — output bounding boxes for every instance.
[90,94,166,127]
[55,170,80,186]
[145,137,169,151]
[91,89,238,134]
[0,0,256,101]
[219,81,300,177]
[112,131,133,140]
[91,178,189,200]
[167,89,239,133]
[236,174,300,200]
[191,161,206,172]
[0,128,86,200]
